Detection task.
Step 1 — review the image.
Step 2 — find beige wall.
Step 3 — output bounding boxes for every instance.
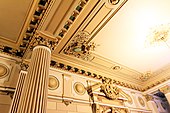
[0,95,11,113]
[47,99,92,113]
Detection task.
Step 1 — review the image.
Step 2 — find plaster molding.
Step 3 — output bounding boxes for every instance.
[160,85,170,94]
[144,80,170,94]
[63,31,96,61]
[0,0,51,57]
[144,94,154,102]
[30,32,58,51]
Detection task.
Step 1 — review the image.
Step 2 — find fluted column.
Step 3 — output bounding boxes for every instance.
[160,85,170,104]
[144,94,159,113]
[17,45,51,113]
[9,70,27,113]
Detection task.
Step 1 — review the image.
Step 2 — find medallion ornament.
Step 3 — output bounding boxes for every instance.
[0,63,9,78]
[73,82,86,95]
[109,0,120,5]
[138,97,145,107]
[48,75,59,90]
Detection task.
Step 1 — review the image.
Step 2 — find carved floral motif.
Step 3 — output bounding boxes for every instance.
[30,36,58,50]
[144,94,154,102]
[63,31,97,61]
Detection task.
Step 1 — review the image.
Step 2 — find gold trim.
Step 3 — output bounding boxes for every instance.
[160,85,170,94]
[138,97,145,107]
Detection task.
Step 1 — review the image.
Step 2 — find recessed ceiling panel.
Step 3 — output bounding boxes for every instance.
[92,0,170,73]
[0,0,33,43]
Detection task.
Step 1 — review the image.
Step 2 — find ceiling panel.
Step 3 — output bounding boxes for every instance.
[92,0,170,73]
[0,0,33,43]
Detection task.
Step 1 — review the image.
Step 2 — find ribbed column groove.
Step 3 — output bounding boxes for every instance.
[15,46,51,113]
[9,71,27,113]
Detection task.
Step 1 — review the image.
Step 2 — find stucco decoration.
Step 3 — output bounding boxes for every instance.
[138,97,145,107]
[73,82,86,95]
[0,63,9,78]
[160,85,170,94]
[126,94,133,104]
[48,75,59,90]
[144,94,154,102]
[63,31,97,61]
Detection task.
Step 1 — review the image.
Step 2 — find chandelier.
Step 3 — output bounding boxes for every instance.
[146,23,170,47]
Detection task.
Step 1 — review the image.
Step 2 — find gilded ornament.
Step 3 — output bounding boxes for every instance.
[0,64,9,78]
[31,35,58,51]
[48,75,59,90]
[100,83,120,99]
[73,82,86,95]
[138,97,145,107]
[144,94,154,102]
[63,31,97,61]
[126,94,133,105]
[109,0,120,5]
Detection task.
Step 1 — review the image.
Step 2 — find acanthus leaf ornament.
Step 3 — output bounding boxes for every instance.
[30,32,59,51]
[144,94,154,102]
[63,31,97,61]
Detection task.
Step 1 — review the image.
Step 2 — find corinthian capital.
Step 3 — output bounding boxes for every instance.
[31,31,59,50]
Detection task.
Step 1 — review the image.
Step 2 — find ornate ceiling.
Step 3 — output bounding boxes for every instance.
[0,0,170,91]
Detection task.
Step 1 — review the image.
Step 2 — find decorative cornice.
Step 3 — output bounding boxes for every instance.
[21,59,170,92]
[49,60,143,91]
[160,85,170,94]
[56,0,89,39]
[0,45,23,58]
[19,0,51,52]
[0,0,51,57]
[142,77,170,91]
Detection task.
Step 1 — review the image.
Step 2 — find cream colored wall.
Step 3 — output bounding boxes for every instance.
[0,56,167,113]
[0,95,11,113]
[48,68,152,113]
[0,54,21,113]
[0,54,21,88]
[47,99,92,113]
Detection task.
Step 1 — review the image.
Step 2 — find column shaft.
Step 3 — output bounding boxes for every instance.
[9,71,27,113]
[17,46,51,113]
